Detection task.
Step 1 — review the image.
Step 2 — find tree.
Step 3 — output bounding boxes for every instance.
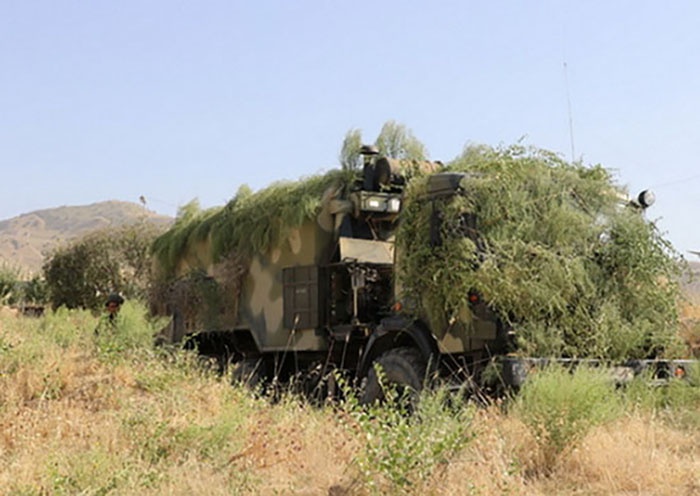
[0,264,20,305]
[43,222,164,310]
[338,121,429,169]
[339,128,363,171]
[374,121,428,160]
[19,275,48,306]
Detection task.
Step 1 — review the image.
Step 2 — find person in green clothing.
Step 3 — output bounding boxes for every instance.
[95,293,125,335]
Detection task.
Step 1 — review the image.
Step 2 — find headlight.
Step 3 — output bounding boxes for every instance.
[359,192,402,213]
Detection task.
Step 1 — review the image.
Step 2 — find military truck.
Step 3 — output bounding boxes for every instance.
[153,145,695,401]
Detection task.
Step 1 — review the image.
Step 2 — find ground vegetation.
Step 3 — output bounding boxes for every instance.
[1,307,699,495]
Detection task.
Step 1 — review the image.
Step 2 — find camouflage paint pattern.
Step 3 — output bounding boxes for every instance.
[159,159,500,357]
[233,185,353,351]
[237,220,333,351]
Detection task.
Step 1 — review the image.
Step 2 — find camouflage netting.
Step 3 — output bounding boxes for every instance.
[150,138,687,359]
[397,144,686,360]
[148,251,246,331]
[150,169,355,327]
[152,170,351,273]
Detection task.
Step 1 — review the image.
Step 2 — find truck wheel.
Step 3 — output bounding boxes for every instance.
[231,358,267,391]
[361,347,427,406]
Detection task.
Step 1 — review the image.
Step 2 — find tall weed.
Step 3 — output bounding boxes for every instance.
[39,306,95,348]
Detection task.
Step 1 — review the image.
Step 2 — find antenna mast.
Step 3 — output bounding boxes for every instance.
[563,61,576,162]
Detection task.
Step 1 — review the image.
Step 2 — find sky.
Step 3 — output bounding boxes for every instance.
[2,1,699,255]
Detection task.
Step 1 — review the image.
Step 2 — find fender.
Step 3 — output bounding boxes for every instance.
[358,316,439,377]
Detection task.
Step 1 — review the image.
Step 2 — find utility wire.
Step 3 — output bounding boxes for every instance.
[649,173,700,190]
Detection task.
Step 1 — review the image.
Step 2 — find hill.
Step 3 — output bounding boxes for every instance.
[684,261,700,300]
[0,201,172,276]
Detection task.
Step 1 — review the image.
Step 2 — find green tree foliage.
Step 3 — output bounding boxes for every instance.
[375,120,428,160]
[43,223,164,310]
[397,144,684,360]
[338,121,428,172]
[16,276,49,307]
[0,265,49,307]
[339,128,363,171]
[0,264,20,304]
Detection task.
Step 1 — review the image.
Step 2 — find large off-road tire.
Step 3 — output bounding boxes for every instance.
[360,347,427,406]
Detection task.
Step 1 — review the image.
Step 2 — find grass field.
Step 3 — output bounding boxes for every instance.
[1,302,699,495]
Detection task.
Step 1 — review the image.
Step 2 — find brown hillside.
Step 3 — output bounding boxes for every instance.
[682,260,700,302]
[0,201,172,276]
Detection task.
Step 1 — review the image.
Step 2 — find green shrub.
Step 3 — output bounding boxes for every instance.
[622,365,700,429]
[513,365,622,473]
[93,300,167,359]
[339,378,474,493]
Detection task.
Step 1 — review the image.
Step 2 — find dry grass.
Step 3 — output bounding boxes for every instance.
[1,307,699,495]
[554,416,700,495]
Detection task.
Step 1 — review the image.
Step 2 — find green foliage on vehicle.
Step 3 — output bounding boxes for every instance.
[397,144,684,359]
[151,169,355,278]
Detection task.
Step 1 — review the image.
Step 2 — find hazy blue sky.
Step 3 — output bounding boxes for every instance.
[2,1,699,254]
